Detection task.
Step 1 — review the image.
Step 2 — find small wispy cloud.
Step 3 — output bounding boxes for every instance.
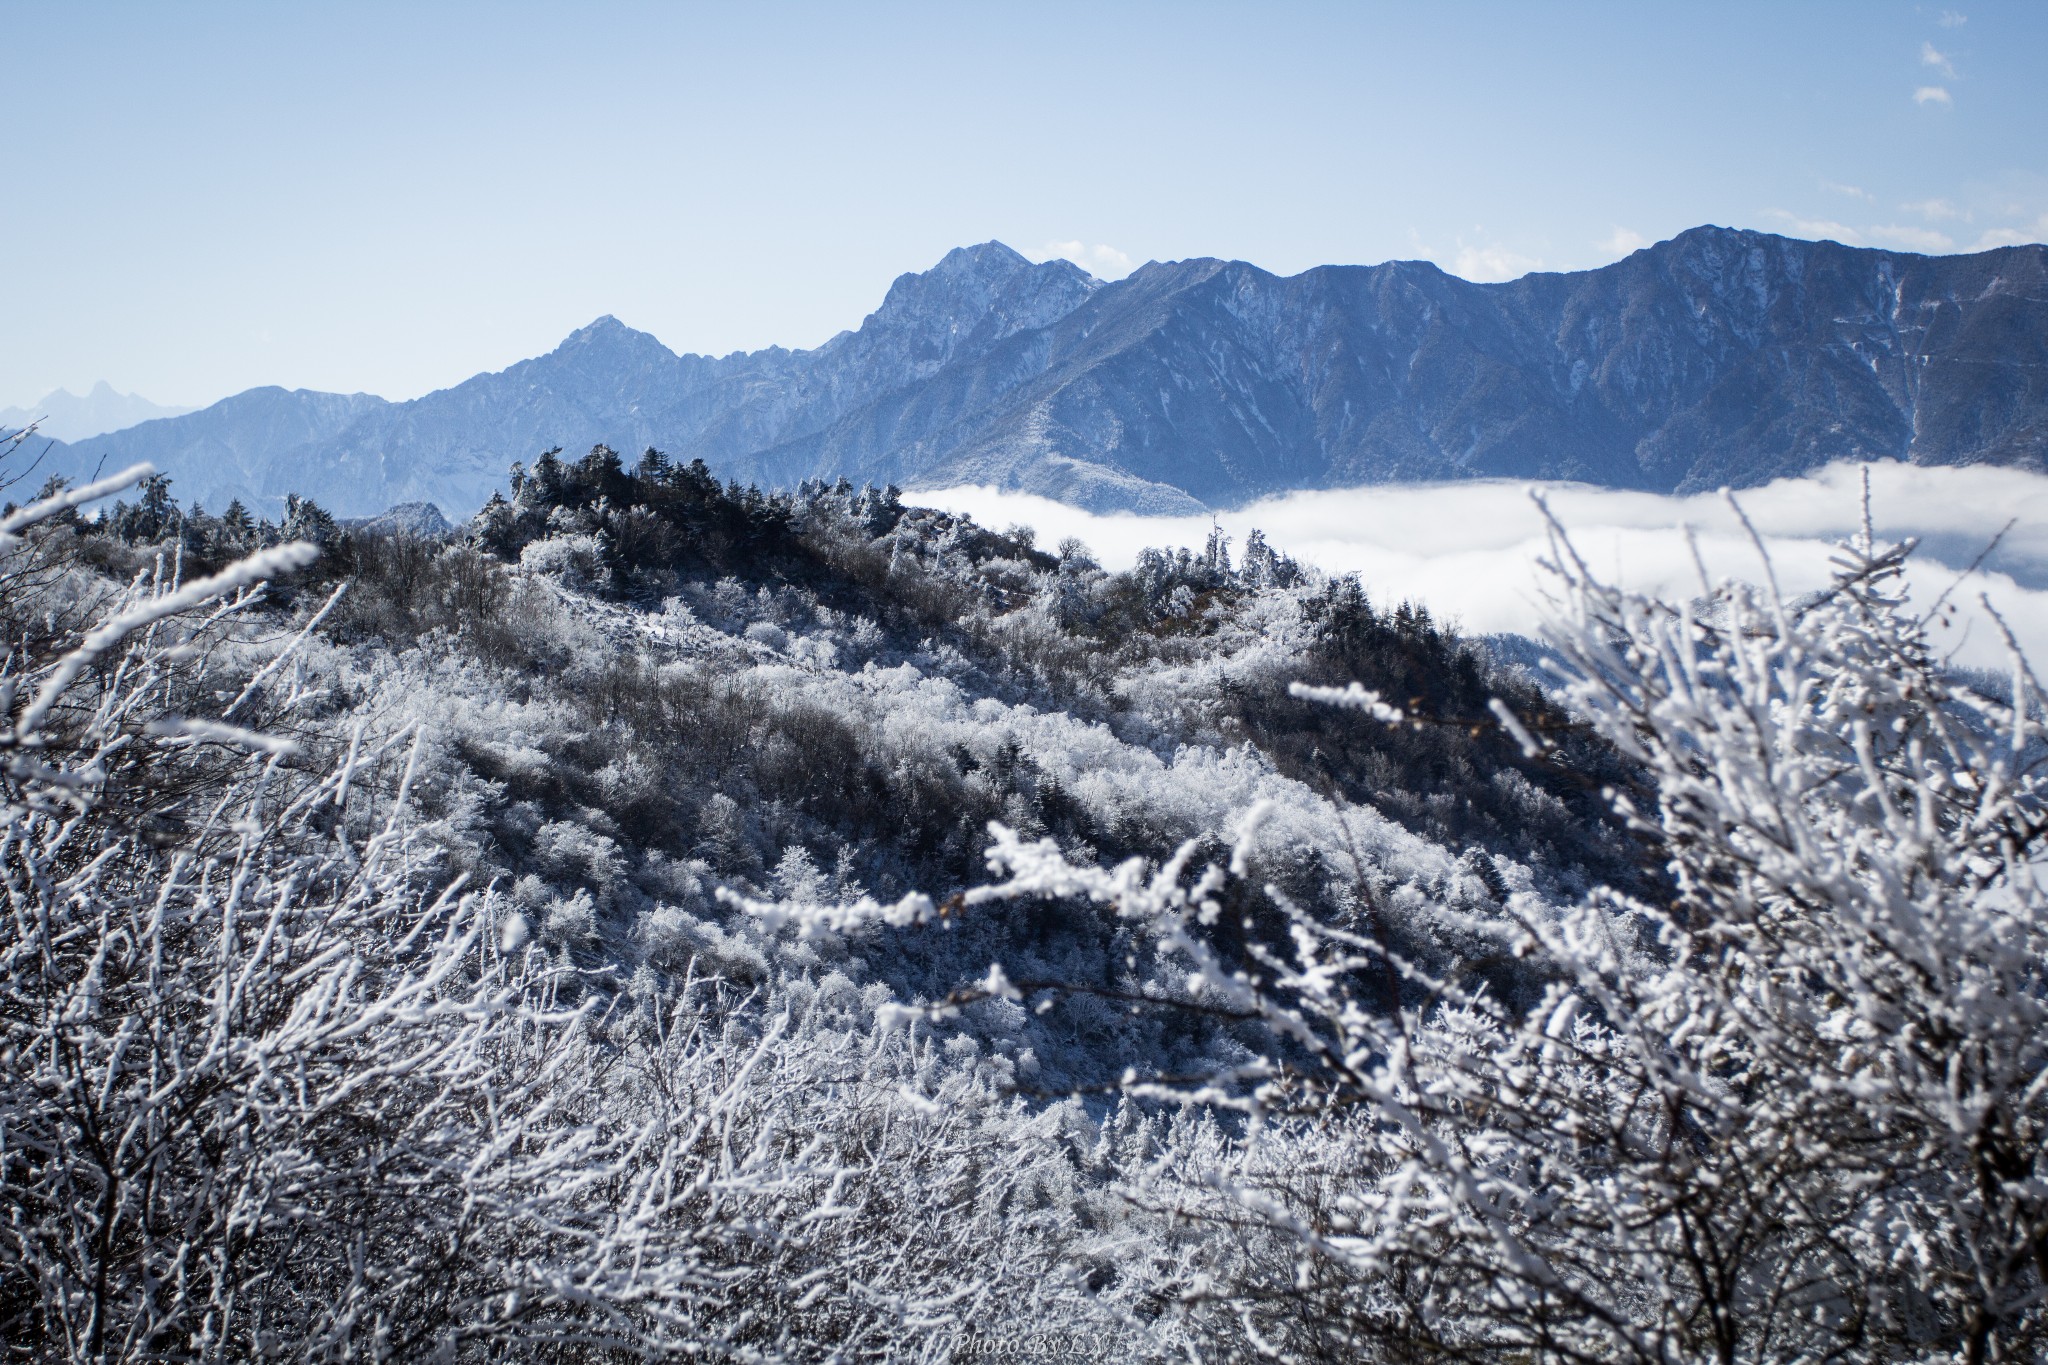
[1920,42,1956,77]
[1973,217,2047,251]
[1597,227,1649,257]
[1974,228,2034,249]
[1764,211,1863,245]
[1914,85,1954,106]
[1452,243,1543,282]
[1040,241,1136,280]
[1938,9,1967,27]
[1821,180,1874,201]
[1868,224,1956,252]
[1902,197,1964,221]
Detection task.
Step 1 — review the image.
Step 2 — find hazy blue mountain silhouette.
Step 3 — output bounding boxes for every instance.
[27,228,2048,518]
[0,382,194,443]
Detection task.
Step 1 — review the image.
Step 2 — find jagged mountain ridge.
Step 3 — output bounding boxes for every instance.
[26,227,2048,517]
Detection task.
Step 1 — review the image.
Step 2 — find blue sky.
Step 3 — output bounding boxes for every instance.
[4,1,2043,409]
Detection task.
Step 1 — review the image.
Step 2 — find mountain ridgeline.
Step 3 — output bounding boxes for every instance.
[0,382,194,443]
[30,225,2048,518]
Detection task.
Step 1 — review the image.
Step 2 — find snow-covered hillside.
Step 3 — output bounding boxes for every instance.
[5,436,2046,1360]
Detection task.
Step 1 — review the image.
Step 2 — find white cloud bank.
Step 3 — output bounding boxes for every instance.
[1915,85,1954,106]
[1976,225,2046,249]
[1868,224,1956,251]
[1766,197,2044,256]
[1764,211,1864,245]
[1039,241,1136,280]
[1902,197,1964,221]
[914,461,2048,671]
[1597,227,1650,257]
[1452,243,1543,282]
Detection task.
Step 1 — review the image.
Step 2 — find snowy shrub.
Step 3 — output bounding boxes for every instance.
[743,619,788,650]
[789,631,841,671]
[637,902,771,981]
[541,884,600,944]
[531,816,628,895]
[518,531,610,589]
[848,613,887,658]
[636,848,710,906]
[772,845,833,903]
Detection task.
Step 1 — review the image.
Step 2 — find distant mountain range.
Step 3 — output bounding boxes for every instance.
[23,226,2048,518]
[0,382,194,443]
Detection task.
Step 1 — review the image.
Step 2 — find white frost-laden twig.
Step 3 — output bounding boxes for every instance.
[0,461,155,546]
[1487,696,1543,757]
[220,578,348,719]
[973,962,1023,1001]
[143,716,303,757]
[1287,680,1404,722]
[717,884,937,938]
[11,542,320,745]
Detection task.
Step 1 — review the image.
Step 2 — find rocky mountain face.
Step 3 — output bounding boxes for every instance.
[24,228,2048,518]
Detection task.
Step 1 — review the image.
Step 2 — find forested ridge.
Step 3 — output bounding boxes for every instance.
[3,431,2045,1361]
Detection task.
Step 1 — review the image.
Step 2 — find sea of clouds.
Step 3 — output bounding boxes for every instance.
[915,461,2048,673]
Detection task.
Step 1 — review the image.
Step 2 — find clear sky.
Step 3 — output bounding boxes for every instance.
[4,1,2044,410]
